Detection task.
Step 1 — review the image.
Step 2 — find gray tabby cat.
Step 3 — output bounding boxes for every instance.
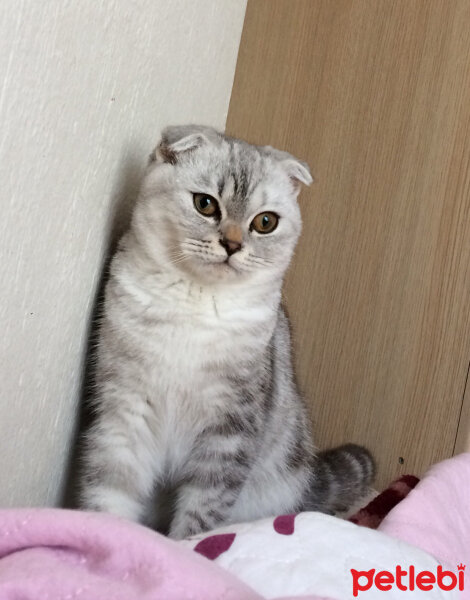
[80,125,374,539]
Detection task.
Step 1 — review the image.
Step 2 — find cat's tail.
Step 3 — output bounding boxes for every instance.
[307,444,376,514]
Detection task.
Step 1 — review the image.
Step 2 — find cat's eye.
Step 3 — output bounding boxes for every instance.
[250,212,279,234]
[193,193,219,218]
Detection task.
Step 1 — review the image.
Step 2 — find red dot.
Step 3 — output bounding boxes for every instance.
[273,514,296,535]
[193,533,236,560]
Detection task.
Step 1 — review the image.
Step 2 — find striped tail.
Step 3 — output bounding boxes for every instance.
[307,443,376,514]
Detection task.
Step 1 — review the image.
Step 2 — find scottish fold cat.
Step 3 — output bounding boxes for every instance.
[80,125,374,538]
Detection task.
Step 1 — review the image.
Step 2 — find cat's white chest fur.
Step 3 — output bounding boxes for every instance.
[112,269,276,470]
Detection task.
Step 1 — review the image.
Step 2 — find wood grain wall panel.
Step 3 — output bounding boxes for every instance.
[227,0,470,488]
[455,364,470,454]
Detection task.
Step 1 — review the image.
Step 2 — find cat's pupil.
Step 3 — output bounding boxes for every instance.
[200,197,211,209]
[262,215,270,227]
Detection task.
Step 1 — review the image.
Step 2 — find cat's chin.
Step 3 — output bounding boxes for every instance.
[183,257,249,285]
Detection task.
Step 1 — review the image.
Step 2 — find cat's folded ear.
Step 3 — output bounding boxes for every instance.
[150,125,220,165]
[282,158,313,187]
[262,145,313,189]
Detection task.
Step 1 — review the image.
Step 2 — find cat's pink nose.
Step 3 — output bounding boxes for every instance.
[220,224,243,256]
[220,237,242,256]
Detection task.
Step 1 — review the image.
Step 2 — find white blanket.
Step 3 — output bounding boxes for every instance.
[181,512,458,599]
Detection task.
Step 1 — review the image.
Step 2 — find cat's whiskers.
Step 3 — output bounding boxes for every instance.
[249,254,274,264]
[181,244,227,265]
[183,239,212,250]
[168,251,191,266]
[245,255,273,267]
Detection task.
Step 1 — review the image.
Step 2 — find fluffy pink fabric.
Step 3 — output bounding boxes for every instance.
[380,452,470,597]
[0,508,321,599]
[0,508,264,599]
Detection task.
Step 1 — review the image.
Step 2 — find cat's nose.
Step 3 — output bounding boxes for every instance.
[220,224,243,256]
[219,237,242,256]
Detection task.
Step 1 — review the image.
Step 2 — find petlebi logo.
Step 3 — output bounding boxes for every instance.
[351,564,465,596]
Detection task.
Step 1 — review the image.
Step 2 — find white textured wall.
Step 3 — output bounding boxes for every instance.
[0,0,246,507]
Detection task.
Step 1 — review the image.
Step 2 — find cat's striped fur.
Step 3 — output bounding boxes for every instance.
[80,125,375,538]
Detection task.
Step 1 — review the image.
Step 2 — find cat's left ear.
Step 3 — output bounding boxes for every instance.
[150,125,219,165]
[281,158,313,188]
[262,145,313,190]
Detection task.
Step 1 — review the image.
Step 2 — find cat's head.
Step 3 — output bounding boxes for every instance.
[133,125,312,285]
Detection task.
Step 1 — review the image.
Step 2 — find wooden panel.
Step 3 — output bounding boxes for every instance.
[455,364,470,454]
[227,0,470,488]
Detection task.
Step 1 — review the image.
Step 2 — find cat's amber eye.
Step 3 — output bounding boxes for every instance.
[250,212,279,234]
[193,193,219,217]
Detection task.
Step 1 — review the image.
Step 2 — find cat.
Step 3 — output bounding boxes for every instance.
[79,125,375,539]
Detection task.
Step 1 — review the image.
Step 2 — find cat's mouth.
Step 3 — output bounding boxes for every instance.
[222,256,240,270]
[187,251,242,278]
[210,255,240,274]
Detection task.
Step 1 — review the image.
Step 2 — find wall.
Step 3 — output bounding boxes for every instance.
[0,0,247,507]
[227,0,470,488]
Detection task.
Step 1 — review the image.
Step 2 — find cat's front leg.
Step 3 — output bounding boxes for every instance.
[169,429,253,539]
[80,406,161,523]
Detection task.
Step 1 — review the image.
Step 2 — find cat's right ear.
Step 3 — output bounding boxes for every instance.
[149,125,215,165]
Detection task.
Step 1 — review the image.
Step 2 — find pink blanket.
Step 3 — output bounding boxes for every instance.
[0,508,265,600]
[379,452,470,596]
[0,453,468,599]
